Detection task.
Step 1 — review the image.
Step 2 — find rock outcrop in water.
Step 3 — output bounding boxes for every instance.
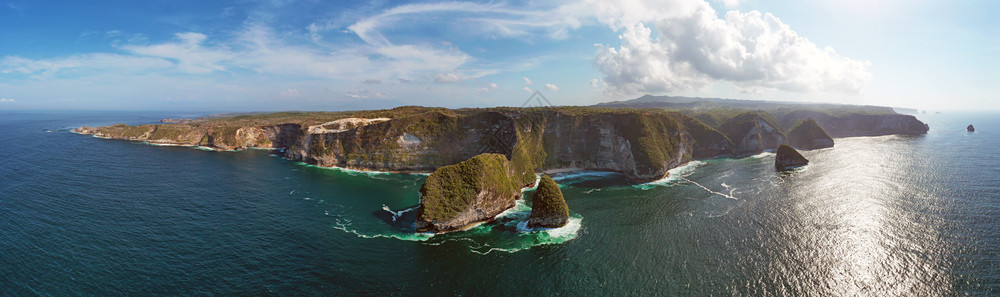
[775,144,809,171]
[527,175,569,228]
[968,125,975,132]
[415,153,520,233]
[786,118,834,150]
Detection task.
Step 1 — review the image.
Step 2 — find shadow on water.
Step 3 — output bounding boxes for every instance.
[372,204,420,232]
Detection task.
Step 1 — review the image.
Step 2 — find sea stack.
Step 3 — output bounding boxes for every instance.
[968,125,975,132]
[775,144,809,171]
[415,153,520,233]
[528,175,569,229]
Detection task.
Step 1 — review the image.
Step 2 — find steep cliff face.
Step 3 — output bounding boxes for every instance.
[416,153,520,233]
[787,118,834,150]
[776,110,928,138]
[280,109,697,183]
[74,106,928,185]
[74,122,303,151]
[718,112,787,155]
[671,114,735,159]
[528,110,695,183]
[284,110,503,172]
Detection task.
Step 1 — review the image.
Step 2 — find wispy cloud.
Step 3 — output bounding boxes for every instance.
[0,98,16,103]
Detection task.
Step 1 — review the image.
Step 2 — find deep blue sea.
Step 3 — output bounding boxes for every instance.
[1,110,998,295]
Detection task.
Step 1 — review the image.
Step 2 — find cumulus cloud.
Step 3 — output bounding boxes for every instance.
[522,86,532,93]
[490,82,498,88]
[523,77,533,85]
[434,73,462,83]
[0,98,15,103]
[545,83,559,91]
[591,1,871,96]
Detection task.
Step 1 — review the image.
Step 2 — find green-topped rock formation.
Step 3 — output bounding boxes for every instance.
[528,175,569,228]
[415,153,520,233]
[775,144,809,171]
[787,118,834,150]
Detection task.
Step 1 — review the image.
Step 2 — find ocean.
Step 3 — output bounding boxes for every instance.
[1,110,997,295]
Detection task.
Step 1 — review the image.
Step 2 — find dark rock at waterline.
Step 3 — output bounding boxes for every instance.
[528,175,569,228]
[968,125,975,132]
[775,144,809,171]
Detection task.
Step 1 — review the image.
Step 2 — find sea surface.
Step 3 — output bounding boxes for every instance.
[1,110,998,295]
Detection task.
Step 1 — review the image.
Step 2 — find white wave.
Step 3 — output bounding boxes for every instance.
[332,222,434,242]
[382,204,420,222]
[751,152,775,159]
[680,177,738,200]
[635,160,705,189]
[294,162,410,177]
[144,142,192,147]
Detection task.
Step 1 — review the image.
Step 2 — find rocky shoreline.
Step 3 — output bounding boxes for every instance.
[74,105,929,233]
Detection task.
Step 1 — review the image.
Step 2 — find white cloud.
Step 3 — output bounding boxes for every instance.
[476,87,490,92]
[522,86,532,93]
[280,88,301,96]
[523,77,533,85]
[434,73,462,83]
[590,1,871,96]
[362,79,381,84]
[589,78,603,88]
[345,89,387,99]
[121,32,230,74]
[0,98,15,103]
[490,82,498,88]
[545,83,559,91]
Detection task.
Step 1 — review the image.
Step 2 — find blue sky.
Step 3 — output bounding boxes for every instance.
[0,0,996,111]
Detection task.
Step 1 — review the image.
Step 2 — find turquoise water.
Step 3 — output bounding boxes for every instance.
[1,111,997,295]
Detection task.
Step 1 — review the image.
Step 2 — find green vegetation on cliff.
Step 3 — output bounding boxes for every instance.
[511,110,548,187]
[528,175,569,228]
[417,153,518,223]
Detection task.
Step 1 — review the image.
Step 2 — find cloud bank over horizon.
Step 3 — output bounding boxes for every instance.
[3,0,989,111]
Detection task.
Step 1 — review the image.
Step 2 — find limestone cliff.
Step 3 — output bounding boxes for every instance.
[415,153,520,233]
[717,112,786,155]
[775,110,928,138]
[786,118,834,150]
[73,105,928,184]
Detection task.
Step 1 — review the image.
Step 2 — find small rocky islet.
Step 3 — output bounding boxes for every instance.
[74,100,929,234]
[775,144,809,171]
